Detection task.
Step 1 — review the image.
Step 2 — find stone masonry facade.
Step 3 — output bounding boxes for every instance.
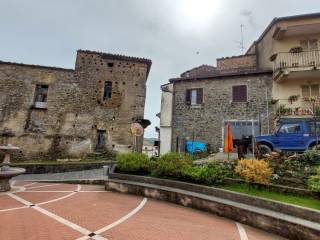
[170,71,273,152]
[216,54,256,72]
[0,50,151,160]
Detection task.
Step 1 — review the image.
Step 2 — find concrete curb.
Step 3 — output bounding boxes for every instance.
[106,173,320,240]
[27,179,106,185]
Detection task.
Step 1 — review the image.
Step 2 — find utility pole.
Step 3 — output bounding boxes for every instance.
[266,87,270,134]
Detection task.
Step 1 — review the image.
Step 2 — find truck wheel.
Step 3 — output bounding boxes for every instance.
[258,144,272,155]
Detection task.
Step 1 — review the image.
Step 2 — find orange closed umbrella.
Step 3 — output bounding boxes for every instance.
[224,124,234,159]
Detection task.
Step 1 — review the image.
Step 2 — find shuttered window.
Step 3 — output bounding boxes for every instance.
[301,85,320,98]
[185,88,203,105]
[301,85,310,98]
[232,85,247,102]
[300,39,318,51]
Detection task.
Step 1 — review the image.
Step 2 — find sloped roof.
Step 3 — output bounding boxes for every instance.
[0,60,74,72]
[246,12,320,53]
[180,64,217,78]
[170,69,272,83]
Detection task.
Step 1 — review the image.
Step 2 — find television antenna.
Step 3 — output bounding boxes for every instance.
[240,24,245,54]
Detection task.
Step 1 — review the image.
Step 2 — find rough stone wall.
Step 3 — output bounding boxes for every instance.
[0,51,150,160]
[171,73,273,152]
[216,54,256,72]
[74,51,149,153]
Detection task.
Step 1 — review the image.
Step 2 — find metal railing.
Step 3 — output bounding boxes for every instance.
[273,50,320,73]
[273,98,320,117]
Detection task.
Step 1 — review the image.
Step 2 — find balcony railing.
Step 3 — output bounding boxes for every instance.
[273,98,320,117]
[273,50,320,73]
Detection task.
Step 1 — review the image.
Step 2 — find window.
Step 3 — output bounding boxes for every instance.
[96,130,106,150]
[34,85,48,103]
[185,88,203,105]
[278,123,301,134]
[232,85,247,102]
[301,85,319,98]
[300,39,318,51]
[103,81,112,100]
[308,121,320,135]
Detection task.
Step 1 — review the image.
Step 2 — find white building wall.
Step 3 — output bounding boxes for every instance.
[160,127,172,154]
[160,83,173,154]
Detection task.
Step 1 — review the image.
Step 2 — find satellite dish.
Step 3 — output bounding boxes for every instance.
[131,123,144,137]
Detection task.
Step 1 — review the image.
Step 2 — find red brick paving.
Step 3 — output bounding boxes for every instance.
[0,181,286,240]
[79,184,105,191]
[244,225,286,240]
[15,191,72,204]
[104,199,240,240]
[0,194,24,210]
[0,208,82,240]
[25,183,77,191]
[43,191,143,230]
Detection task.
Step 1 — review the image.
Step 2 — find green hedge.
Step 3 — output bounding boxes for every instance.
[116,152,151,174]
[303,150,320,165]
[308,166,320,192]
[116,152,229,186]
[150,152,193,178]
[181,163,228,185]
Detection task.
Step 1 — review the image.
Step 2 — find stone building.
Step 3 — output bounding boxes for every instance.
[159,57,272,153]
[159,12,320,154]
[0,50,152,160]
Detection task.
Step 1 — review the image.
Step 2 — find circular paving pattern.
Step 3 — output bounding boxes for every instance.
[0,181,286,240]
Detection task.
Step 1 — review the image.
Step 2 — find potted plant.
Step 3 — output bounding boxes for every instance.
[269,99,279,105]
[288,95,299,104]
[289,47,303,53]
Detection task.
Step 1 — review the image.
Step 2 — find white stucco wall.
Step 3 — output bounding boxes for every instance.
[160,127,172,154]
[159,83,173,154]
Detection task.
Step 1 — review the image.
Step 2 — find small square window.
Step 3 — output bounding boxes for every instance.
[232,85,247,102]
[185,88,203,105]
[34,84,48,103]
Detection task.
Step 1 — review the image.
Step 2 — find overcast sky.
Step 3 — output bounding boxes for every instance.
[1,0,319,137]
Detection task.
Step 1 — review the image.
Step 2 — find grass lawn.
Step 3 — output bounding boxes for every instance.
[222,183,320,211]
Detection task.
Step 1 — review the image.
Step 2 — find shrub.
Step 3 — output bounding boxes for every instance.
[235,159,273,185]
[151,152,193,178]
[182,162,229,186]
[308,166,320,192]
[303,150,320,165]
[116,152,151,174]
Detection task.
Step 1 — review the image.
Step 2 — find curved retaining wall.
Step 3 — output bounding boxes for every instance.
[9,161,111,174]
[106,173,320,240]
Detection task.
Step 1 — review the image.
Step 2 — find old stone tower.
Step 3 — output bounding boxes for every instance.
[0,50,152,160]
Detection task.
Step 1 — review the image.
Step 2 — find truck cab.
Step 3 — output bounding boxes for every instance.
[255,118,320,154]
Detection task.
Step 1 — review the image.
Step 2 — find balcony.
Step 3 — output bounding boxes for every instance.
[272,50,320,82]
[273,98,320,118]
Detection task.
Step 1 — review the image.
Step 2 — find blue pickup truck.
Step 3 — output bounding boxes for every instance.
[256,118,320,154]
